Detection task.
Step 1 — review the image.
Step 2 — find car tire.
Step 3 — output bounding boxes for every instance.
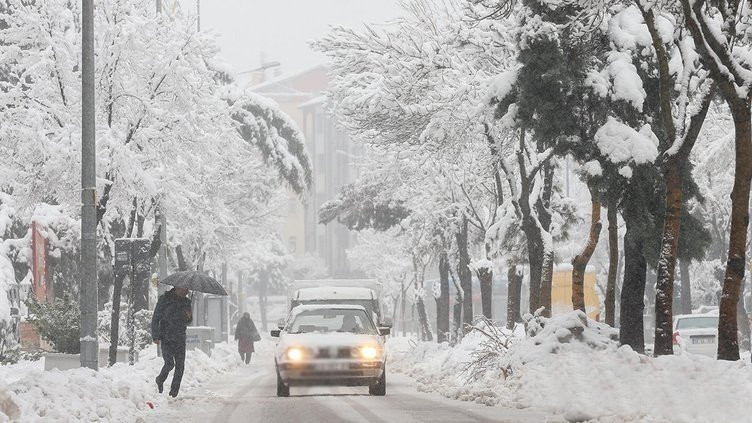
[276,371,290,397]
[368,368,386,396]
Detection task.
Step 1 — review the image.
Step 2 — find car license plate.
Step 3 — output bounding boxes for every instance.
[316,362,349,371]
[691,336,715,344]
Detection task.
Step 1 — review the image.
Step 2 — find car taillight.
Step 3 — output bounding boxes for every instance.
[672,331,681,345]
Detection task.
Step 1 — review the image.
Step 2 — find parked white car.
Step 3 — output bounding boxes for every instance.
[272,304,389,397]
[672,314,719,357]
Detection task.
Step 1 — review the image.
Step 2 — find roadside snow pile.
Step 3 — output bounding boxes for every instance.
[389,311,752,423]
[0,341,257,422]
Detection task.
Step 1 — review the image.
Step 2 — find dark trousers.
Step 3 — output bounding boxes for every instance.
[240,352,252,364]
[157,340,186,395]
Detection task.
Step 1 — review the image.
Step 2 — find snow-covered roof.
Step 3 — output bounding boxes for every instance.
[249,64,327,93]
[294,287,376,301]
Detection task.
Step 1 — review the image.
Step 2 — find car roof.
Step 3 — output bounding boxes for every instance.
[294,286,375,300]
[290,304,368,314]
[674,313,720,320]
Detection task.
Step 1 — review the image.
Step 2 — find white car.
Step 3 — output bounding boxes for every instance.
[672,313,719,357]
[271,304,389,397]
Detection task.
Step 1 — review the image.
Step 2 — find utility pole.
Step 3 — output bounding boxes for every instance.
[196,0,200,32]
[157,210,168,296]
[80,0,98,371]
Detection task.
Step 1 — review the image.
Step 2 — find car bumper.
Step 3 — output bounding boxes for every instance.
[673,344,717,358]
[277,360,384,386]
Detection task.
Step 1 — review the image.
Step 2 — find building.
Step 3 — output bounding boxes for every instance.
[250,65,360,277]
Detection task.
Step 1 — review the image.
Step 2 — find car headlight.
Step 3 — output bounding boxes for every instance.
[286,347,306,361]
[358,346,380,360]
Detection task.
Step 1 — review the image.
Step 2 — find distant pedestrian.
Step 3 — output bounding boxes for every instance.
[234,312,260,364]
[151,287,193,397]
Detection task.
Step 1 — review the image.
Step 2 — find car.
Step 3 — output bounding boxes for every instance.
[672,313,719,357]
[271,304,390,397]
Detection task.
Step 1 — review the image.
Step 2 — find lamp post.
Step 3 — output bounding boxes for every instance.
[80,0,98,371]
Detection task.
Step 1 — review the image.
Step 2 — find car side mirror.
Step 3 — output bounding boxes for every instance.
[270,329,280,338]
[378,327,391,336]
[381,316,393,328]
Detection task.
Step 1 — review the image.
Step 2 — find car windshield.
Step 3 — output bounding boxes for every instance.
[676,316,719,330]
[288,309,377,335]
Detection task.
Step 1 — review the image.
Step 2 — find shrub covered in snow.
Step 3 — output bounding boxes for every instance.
[24,295,80,354]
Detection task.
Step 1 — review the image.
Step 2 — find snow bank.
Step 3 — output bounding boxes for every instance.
[0,341,268,422]
[389,312,752,422]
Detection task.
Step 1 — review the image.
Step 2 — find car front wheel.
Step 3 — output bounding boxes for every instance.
[368,368,386,396]
[276,370,290,397]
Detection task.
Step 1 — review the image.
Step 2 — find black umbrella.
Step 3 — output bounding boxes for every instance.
[160,271,228,296]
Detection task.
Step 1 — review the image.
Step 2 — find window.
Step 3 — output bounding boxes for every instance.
[676,317,719,330]
[288,308,376,334]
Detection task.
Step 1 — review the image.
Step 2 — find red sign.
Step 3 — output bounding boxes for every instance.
[31,221,49,302]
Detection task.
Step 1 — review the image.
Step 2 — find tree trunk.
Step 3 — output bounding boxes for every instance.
[654,161,684,356]
[455,217,473,329]
[737,280,750,351]
[523,217,544,314]
[717,106,752,361]
[538,165,555,317]
[478,264,493,320]
[237,271,244,316]
[108,274,126,366]
[680,259,692,315]
[416,297,433,341]
[436,251,450,343]
[606,202,619,326]
[449,268,463,342]
[507,265,522,330]
[259,270,268,331]
[175,245,188,271]
[572,185,602,313]
[400,280,407,337]
[619,219,647,353]
[540,244,554,318]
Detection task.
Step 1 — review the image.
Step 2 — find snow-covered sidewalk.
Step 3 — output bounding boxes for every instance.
[388,312,752,423]
[0,341,263,422]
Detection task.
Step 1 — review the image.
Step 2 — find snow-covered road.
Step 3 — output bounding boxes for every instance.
[144,352,561,423]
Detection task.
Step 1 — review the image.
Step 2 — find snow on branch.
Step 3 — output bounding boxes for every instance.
[222,87,313,195]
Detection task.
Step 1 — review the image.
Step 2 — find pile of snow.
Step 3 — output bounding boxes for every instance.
[0,340,270,422]
[389,311,752,422]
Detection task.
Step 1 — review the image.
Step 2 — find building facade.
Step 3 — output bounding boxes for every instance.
[250,66,359,277]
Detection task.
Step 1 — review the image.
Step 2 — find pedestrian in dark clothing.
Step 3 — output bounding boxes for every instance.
[234,312,260,364]
[151,287,192,397]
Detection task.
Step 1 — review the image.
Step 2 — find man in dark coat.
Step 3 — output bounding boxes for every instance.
[151,287,192,397]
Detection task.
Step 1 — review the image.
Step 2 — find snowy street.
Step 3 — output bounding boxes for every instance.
[5,1,752,422]
[145,348,558,423]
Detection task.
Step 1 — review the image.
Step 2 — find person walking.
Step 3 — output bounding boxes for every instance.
[151,286,192,397]
[234,312,260,364]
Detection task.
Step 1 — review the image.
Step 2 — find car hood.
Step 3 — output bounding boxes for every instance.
[276,332,383,353]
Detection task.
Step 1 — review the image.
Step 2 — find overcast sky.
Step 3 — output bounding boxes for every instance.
[177,0,405,76]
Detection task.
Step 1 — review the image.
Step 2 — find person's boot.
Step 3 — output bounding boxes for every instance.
[169,389,179,398]
[156,377,164,394]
